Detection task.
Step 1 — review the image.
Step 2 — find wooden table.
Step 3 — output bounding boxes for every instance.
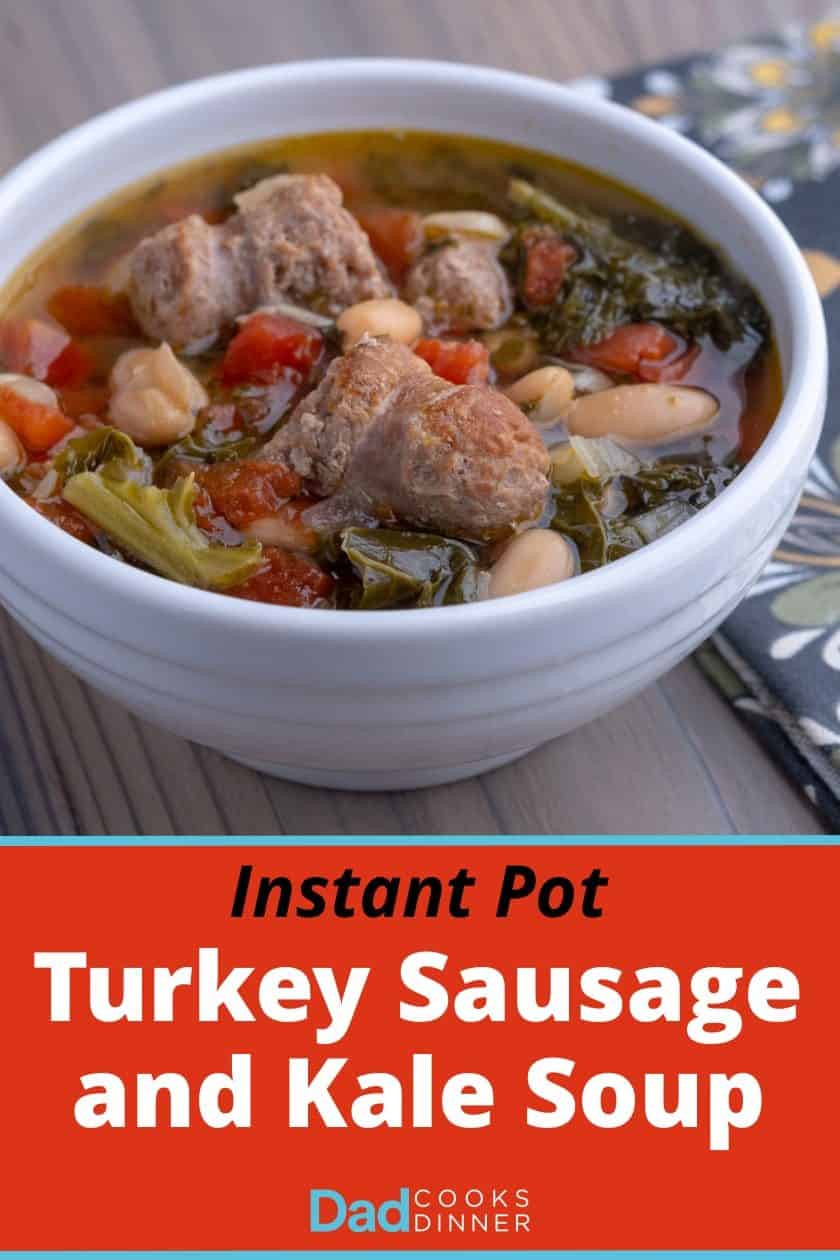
[0,0,825,836]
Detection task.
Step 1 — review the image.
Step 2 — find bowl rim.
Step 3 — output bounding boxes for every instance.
[0,57,827,641]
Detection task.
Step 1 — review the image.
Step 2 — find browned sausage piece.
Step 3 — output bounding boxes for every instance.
[128,215,243,350]
[340,370,548,539]
[234,174,392,316]
[127,174,392,347]
[281,336,548,540]
[403,239,512,335]
[263,337,429,496]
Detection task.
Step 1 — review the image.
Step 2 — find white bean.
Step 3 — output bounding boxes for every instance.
[109,343,207,446]
[506,365,575,424]
[0,418,24,479]
[563,383,719,444]
[561,361,614,395]
[422,211,510,244]
[488,529,576,598]
[337,298,423,349]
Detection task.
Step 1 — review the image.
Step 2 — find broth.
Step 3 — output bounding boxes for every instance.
[0,130,781,609]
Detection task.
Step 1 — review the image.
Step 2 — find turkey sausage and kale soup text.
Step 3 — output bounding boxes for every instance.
[0,132,779,608]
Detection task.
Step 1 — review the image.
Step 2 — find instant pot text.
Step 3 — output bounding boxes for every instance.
[28,859,800,1152]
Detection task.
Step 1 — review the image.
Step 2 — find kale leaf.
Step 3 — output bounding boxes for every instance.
[340,528,482,609]
[551,461,736,569]
[507,178,768,353]
[54,426,152,484]
[63,469,263,590]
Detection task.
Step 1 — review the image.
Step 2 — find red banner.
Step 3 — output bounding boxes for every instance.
[2,845,835,1250]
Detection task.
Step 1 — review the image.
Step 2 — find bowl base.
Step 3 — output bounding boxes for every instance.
[229,746,538,791]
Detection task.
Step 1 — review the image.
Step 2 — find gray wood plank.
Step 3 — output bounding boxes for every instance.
[0,0,828,836]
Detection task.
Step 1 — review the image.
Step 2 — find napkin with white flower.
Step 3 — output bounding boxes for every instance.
[572,13,840,828]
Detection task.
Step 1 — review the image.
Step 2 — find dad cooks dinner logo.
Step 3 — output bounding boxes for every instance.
[309,1185,531,1236]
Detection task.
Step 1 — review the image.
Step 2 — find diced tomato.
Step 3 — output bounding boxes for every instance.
[521,226,576,308]
[574,323,678,376]
[194,459,302,529]
[356,207,423,283]
[638,341,702,383]
[26,496,95,544]
[230,545,333,607]
[414,338,491,385]
[47,285,138,338]
[191,484,232,542]
[0,318,69,380]
[0,316,93,388]
[45,340,95,389]
[0,384,74,452]
[58,384,111,420]
[221,312,324,385]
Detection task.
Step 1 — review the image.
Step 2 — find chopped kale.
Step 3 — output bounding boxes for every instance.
[63,469,262,590]
[340,528,482,609]
[54,426,152,484]
[551,460,736,569]
[154,429,258,481]
[507,178,769,353]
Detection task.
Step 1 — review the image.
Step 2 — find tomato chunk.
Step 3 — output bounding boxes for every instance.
[521,226,576,308]
[0,384,74,452]
[356,207,423,283]
[47,285,138,338]
[194,459,302,529]
[575,323,677,375]
[0,318,69,381]
[230,545,333,607]
[414,338,490,385]
[58,384,111,420]
[45,340,95,389]
[27,497,95,544]
[221,313,323,385]
[638,341,702,383]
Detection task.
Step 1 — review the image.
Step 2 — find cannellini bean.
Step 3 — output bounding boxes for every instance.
[488,529,576,598]
[506,365,575,424]
[560,361,614,395]
[109,343,208,446]
[563,383,719,444]
[0,372,59,408]
[422,211,510,244]
[0,418,24,479]
[337,298,423,349]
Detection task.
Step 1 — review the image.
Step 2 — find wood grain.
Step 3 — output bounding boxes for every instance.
[0,0,826,836]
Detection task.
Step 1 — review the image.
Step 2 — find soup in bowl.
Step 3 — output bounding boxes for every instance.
[0,61,825,788]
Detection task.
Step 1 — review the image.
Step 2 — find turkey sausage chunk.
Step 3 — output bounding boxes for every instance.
[268,336,549,539]
[404,239,512,334]
[128,174,391,347]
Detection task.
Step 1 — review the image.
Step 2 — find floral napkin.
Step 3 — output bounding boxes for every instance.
[572,12,840,830]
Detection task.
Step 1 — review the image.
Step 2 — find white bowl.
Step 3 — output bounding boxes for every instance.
[0,61,827,790]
